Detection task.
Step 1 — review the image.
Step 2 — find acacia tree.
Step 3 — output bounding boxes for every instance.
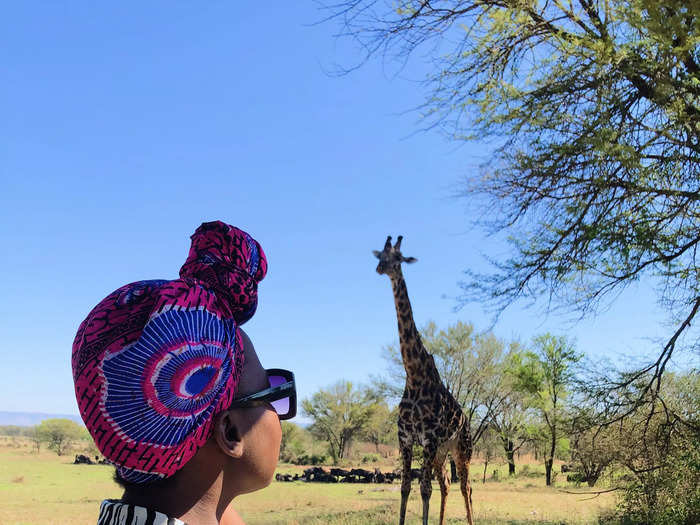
[326,0,700,412]
[568,408,622,486]
[490,386,531,476]
[489,343,534,476]
[302,381,380,463]
[362,402,398,452]
[476,426,502,483]
[28,425,42,453]
[280,422,313,463]
[35,418,84,456]
[514,334,581,485]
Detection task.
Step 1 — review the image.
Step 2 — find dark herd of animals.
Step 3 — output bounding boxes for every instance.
[74,454,110,465]
[74,454,407,484]
[275,466,415,484]
[75,455,591,485]
[74,456,401,483]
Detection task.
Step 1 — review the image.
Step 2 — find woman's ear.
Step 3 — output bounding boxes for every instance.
[215,410,245,459]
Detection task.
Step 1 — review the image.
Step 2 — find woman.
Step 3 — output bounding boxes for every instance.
[72,221,295,525]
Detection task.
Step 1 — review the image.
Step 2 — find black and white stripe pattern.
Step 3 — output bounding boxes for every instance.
[97,500,187,525]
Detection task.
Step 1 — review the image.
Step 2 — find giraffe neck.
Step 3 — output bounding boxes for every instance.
[389,269,431,386]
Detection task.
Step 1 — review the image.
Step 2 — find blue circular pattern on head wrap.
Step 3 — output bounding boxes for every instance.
[102,308,235,447]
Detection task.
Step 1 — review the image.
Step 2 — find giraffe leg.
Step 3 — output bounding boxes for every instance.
[455,425,474,525]
[398,442,413,525]
[459,461,474,525]
[433,452,450,525]
[420,446,437,525]
[456,451,474,525]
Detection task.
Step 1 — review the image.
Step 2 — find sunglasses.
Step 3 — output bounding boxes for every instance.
[229,368,296,420]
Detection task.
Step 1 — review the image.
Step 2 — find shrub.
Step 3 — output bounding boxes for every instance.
[601,373,700,525]
[361,453,380,464]
[612,459,700,525]
[294,454,327,466]
[596,420,699,524]
[566,472,587,485]
[518,464,540,478]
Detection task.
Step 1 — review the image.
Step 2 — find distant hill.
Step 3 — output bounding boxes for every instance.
[0,411,83,427]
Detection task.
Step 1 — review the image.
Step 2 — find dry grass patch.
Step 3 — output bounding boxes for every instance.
[0,440,616,524]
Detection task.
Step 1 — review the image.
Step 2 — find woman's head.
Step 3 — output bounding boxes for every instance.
[72,221,289,493]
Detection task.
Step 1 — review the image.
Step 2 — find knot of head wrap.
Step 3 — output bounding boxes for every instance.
[179,221,267,324]
[71,221,267,484]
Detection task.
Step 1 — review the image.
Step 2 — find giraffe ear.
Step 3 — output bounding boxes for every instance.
[372,250,382,259]
[403,257,417,264]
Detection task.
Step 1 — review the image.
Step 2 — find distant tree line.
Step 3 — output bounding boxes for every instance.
[0,418,89,456]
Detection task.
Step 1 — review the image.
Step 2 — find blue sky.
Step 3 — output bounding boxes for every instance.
[0,3,672,417]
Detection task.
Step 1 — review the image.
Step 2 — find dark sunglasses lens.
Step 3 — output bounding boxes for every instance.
[268,374,290,417]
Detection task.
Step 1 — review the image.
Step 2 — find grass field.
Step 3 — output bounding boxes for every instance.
[0,438,616,524]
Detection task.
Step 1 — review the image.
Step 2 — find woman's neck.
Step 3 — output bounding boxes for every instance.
[121,471,229,525]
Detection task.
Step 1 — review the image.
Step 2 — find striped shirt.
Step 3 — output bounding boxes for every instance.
[97,500,187,525]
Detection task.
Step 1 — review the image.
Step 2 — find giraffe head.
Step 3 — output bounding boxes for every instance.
[373,235,417,276]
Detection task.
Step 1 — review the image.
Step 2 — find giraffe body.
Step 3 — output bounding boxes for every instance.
[374,236,474,525]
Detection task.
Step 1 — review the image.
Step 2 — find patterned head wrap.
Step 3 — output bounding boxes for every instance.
[71,221,267,484]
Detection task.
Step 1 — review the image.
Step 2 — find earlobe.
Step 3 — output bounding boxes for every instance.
[372,250,382,259]
[215,411,245,459]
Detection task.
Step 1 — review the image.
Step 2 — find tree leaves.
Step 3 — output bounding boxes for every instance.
[324,4,700,388]
[34,418,84,457]
[301,381,386,463]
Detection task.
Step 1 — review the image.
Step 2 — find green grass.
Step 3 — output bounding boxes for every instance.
[0,438,121,524]
[235,476,615,525]
[0,438,616,524]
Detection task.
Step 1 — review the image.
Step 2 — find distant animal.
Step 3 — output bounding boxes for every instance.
[73,454,93,465]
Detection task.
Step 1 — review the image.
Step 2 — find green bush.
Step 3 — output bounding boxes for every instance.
[361,453,380,464]
[294,454,327,466]
[601,412,699,524]
[566,471,587,485]
[518,464,541,478]
[610,460,700,525]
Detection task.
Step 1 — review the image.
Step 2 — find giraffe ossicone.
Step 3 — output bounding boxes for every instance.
[373,235,417,275]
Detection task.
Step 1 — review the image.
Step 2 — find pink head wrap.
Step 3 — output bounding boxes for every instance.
[71,221,267,483]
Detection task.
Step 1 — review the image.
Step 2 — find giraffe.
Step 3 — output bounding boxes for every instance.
[373,235,474,525]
